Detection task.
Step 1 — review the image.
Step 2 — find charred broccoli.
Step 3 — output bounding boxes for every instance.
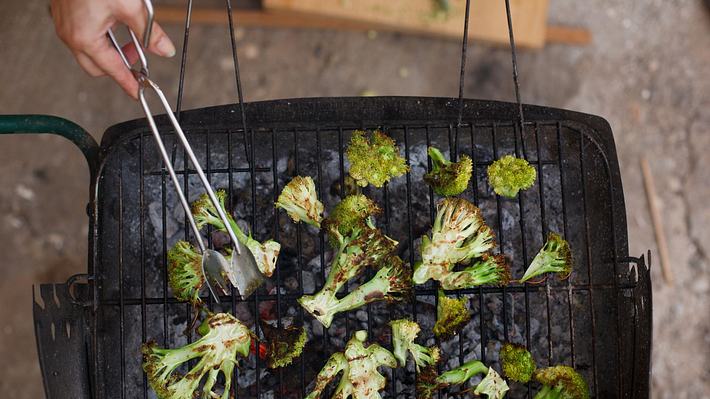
[389,319,440,371]
[413,198,503,288]
[487,154,537,198]
[167,240,205,306]
[424,146,473,196]
[299,194,407,328]
[142,313,252,399]
[261,323,307,369]
[275,176,324,227]
[500,342,536,383]
[533,366,590,399]
[346,129,409,188]
[520,233,573,283]
[433,289,471,339]
[305,330,397,399]
[192,189,281,277]
[418,360,507,399]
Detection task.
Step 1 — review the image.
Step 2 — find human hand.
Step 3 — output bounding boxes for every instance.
[50,0,176,98]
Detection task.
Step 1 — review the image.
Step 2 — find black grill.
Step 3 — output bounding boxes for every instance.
[71,97,649,398]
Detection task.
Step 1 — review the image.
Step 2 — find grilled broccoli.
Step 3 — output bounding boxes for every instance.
[500,342,536,383]
[533,366,590,399]
[276,176,324,227]
[520,233,573,283]
[324,194,381,246]
[439,254,510,290]
[473,367,510,399]
[413,198,498,287]
[299,252,410,328]
[487,154,537,198]
[305,330,397,399]
[192,189,281,277]
[346,129,409,188]
[417,359,491,399]
[424,146,473,196]
[433,289,471,339]
[261,323,307,369]
[389,319,440,371]
[142,313,252,399]
[167,240,205,306]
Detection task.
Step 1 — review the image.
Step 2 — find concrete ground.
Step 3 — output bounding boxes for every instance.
[0,0,708,397]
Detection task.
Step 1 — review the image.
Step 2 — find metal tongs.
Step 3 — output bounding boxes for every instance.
[107,0,263,301]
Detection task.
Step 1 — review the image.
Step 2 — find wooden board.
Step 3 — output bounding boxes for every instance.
[154,5,591,47]
[262,0,550,48]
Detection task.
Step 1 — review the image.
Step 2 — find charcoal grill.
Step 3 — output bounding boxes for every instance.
[0,1,651,398]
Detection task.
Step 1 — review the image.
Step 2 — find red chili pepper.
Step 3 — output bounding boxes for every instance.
[250,340,267,359]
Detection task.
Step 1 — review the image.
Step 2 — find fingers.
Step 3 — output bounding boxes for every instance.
[114,2,175,58]
[74,52,104,77]
[85,39,140,99]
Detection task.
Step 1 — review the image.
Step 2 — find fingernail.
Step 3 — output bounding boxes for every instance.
[157,36,176,58]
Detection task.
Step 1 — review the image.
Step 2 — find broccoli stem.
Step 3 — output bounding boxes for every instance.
[437,360,488,386]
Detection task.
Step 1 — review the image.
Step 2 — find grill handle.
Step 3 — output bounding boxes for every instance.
[0,115,100,181]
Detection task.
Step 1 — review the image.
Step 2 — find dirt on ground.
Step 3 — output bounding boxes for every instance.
[0,0,708,398]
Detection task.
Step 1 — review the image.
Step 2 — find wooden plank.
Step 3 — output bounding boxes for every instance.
[154,5,590,47]
[641,157,674,285]
[262,0,549,48]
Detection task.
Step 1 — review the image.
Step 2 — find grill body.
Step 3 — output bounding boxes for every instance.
[33,97,651,398]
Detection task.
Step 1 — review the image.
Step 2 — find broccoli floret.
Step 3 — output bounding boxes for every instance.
[276,176,324,227]
[487,154,537,198]
[433,289,471,339]
[424,146,473,196]
[142,313,252,399]
[323,194,381,246]
[473,367,510,399]
[520,233,573,283]
[500,342,536,383]
[439,254,511,290]
[533,366,590,399]
[261,323,307,369]
[346,129,409,188]
[413,198,497,286]
[192,189,281,277]
[417,359,490,398]
[167,240,205,306]
[305,330,397,399]
[389,319,440,371]
[299,253,410,328]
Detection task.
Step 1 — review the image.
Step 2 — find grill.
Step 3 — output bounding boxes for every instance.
[6,0,651,398]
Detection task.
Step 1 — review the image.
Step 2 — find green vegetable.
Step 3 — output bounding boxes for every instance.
[417,359,489,399]
[474,367,510,399]
[433,289,471,339]
[487,154,537,198]
[305,330,397,399]
[389,319,440,371]
[520,233,573,283]
[166,240,205,306]
[276,175,324,227]
[142,313,252,399]
[533,366,590,399]
[262,324,308,369]
[413,198,503,288]
[500,342,536,383]
[424,146,473,196]
[323,194,381,246]
[346,129,409,188]
[192,189,281,277]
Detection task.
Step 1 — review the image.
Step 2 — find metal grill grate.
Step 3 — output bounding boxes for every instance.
[90,98,650,398]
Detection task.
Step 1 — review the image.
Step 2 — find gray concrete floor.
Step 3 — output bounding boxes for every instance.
[1,0,708,398]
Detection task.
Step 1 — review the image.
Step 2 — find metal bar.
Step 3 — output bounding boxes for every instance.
[118,153,126,399]
[270,128,284,394]
[175,0,193,118]
[490,123,508,345]
[456,0,472,126]
[503,0,525,130]
[578,128,599,397]
[143,166,271,176]
[139,134,148,399]
[224,0,251,166]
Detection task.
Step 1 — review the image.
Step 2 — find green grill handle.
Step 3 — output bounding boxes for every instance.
[0,115,100,180]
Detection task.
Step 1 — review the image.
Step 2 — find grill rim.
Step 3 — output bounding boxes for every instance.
[81,96,650,398]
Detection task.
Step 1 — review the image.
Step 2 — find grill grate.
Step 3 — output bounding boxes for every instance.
[90,97,650,398]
